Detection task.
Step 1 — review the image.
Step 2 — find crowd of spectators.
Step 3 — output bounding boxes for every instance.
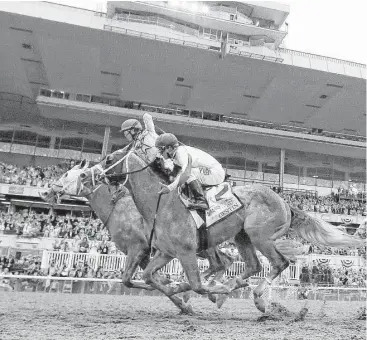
[279,191,366,216]
[299,261,367,288]
[0,210,111,240]
[0,161,72,188]
[1,160,365,217]
[0,253,123,293]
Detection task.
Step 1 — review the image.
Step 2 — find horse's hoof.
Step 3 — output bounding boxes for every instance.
[254,298,266,313]
[208,293,216,304]
[182,292,191,303]
[216,295,228,309]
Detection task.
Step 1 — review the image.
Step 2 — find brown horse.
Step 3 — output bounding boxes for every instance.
[42,161,234,313]
[94,150,364,313]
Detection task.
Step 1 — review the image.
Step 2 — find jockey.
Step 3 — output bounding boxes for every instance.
[106,113,159,203]
[119,113,158,163]
[155,133,225,210]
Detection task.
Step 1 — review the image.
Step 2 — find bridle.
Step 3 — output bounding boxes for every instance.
[94,149,155,185]
[85,148,163,255]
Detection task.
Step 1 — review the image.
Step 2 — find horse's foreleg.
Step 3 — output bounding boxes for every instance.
[177,251,231,297]
[224,229,262,291]
[202,247,234,281]
[202,247,235,308]
[141,250,194,315]
[121,248,156,290]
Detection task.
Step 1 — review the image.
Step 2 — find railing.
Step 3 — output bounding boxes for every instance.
[2,274,366,301]
[45,251,301,280]
[134,1,287,33]
[279,48,366,68]
[114,13,202,39]
[228,46,284,63]
[103,25,220,51]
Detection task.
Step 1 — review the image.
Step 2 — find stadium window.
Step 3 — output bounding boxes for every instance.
[82,139,103,154]
[55,137,62,149]
[76,94,91,103]
[190,111,203,119]
[39,88,52,97]
[51,91,64,99]
[0,130,14,143]
[13,130,37,146]
[60,137,83,151]
[36,135,51,148]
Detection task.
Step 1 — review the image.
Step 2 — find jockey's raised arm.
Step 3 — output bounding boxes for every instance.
[142,113,156,134]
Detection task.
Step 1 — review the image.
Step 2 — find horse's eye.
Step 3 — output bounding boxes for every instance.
[64,173,68,178]
[80,173,86,179]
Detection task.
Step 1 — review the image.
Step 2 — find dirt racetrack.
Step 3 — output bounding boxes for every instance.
[0,292,365,340]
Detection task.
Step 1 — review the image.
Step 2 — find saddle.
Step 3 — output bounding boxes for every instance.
[178,181,243,229]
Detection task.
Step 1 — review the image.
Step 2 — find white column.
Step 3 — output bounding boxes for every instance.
[49,136,56,149]
[280,149,285,189]
[101,126,111,158]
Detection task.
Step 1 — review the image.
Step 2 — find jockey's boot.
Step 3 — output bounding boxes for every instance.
[188,180,209,210]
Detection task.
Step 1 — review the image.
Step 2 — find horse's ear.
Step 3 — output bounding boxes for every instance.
[78,159,89,170]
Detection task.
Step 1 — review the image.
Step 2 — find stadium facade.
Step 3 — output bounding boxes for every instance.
[0,1,365,200]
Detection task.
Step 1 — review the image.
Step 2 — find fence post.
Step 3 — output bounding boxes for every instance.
[41,249,49,270]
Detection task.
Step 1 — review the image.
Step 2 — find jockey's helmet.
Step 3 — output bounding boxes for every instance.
[120,119,142,133]
[155,133,179,150]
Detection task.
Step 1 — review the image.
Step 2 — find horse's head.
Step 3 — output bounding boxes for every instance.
[40,159,90,203]
[103,149,130,183]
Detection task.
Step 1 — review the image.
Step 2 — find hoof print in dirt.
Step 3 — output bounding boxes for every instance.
[182,325,196,332]
[257,302,308,323]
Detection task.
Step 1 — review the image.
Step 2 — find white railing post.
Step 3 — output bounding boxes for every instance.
[41,249,50,270]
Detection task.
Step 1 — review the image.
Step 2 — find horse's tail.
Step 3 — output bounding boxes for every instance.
[289,207,364,248]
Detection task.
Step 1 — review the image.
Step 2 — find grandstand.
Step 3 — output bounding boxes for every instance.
[0,1,365,288]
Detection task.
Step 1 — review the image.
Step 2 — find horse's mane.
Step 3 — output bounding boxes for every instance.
[148,158,171,184]
[129,152,171,185]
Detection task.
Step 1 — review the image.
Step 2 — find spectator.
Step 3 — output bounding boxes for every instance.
[98,240,109,255]
[78,236,90,253]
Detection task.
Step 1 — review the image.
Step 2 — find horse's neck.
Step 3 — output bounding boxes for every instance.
[88,185,114,223]
[128,159,165,223]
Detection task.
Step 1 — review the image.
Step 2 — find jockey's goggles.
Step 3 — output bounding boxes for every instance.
[157,146,169,153]
[122,128,136,133]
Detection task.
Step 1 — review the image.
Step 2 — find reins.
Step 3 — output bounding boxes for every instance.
[104,161,152,178]
[148,193,163,256]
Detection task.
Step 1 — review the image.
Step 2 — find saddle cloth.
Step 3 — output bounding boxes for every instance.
[179,182,243,228]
